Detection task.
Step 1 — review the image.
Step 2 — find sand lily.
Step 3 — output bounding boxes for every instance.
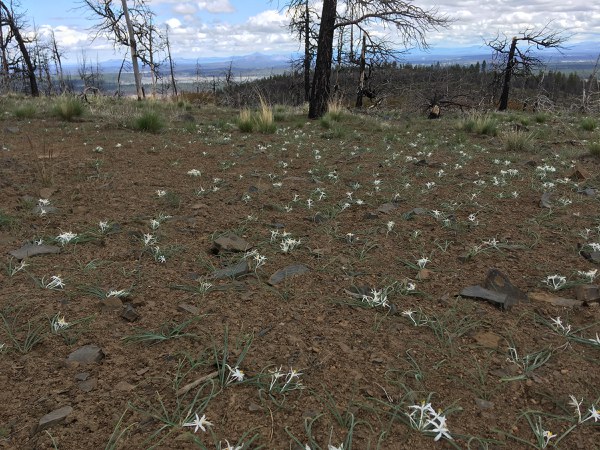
[543,274,567,291]
[50,314,70,333]
[225,364,245,385]
[182,413,212,433]
[56,231,77,246]
[44,275,65,290]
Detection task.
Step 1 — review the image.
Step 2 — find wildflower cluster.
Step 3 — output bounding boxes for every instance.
[406,401,452,442]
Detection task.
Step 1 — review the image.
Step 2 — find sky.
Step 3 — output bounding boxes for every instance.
[13,0,600,63]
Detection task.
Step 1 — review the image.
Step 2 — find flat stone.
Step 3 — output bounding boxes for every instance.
[565,163,590,180]
[74,372,90,381]
[211,260,249,279]
[473,331,502,349]
[540,192,552,208]
[529,291,583,307]
[115,381,135,392]
[212,233,251,253]
[483,268,528,305]
[268,264,309,285]
[32,205,59,215]
[377,203,398,214]
[4,126,19,133]
[574,284,600,303]
[460,285,509,308]
[78,378,96,393]
[121,304,140,322]
[578,187,597,197]
[36,406,73,433]
[67,345,104,364]
[9,243,61,260]
[475,398,495,410]
[402,208,427,220]
[178,303,200,315]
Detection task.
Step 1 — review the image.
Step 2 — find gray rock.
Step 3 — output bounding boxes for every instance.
[460,285,509,308]
[178,303,200,315]
[36,406,73,433]
[74,372,89,381]
[578,187,597,197]
[212,233,251,253]
[121,304,140,322]
[9,243,61,260]
[475,398,495,410]
[32,205,59,215]
[540,192,552,208]
[402,207,427,220]
[4,126,19,134]
[78,378,97,393]
[211,260,249,279]
[268,264,309,285]
[67,345,104,364]
[483,268,528,305]
[377,203,398,214]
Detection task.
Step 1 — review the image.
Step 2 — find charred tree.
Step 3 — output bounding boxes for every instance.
[488,25,568,111]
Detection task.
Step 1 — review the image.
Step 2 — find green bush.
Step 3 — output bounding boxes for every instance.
[52,97,84,121]
[13,103,36,119]
[581,117,597,131]
[534,113,548,123]
[589,141,600,157]
[134,110,165,133]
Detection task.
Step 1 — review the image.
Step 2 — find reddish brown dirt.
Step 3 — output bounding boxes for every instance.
[0,107,599,450]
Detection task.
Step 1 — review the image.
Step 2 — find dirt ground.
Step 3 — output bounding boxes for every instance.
[0,102,599,449]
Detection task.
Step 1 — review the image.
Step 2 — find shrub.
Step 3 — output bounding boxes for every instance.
[52,97,84,121]
[134,110,165,133]
[502,130,534,152]
[237,109,254,132]
[534,113,548,123]
[581,117,597,131]
[589,141,600,157]
[13,103,36,119]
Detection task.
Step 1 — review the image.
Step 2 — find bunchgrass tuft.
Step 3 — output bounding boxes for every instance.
[459,113,498,136]
[534,113,548,123]
[589,141,600,157]
[238,108,254,132]
[134,110,165,133]
[13,103,36,119]
[325,97,345,121]
[256,95,276,133]
[502,130,534,152]
[52,96,84,121]
[581,117,596,131]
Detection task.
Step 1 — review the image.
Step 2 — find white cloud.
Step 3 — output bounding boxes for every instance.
[165,18,182,29]
[173,3,197,15]
[197,0,234,14]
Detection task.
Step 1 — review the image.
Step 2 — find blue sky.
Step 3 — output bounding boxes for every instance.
[14,0,600,63]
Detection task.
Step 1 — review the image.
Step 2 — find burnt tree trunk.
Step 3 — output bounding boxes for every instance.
[355,35,367,107]
[0,1,38,96]
[308,0,337,119]
[303,0,310,102]
[498,37,517,111]
[121,0,143,100]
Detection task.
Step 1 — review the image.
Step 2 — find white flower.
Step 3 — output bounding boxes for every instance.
[187,169,201,177]
[417,257,429,269]
[427,413,452,441]
[543,274,567,291]
[578,269,597,282]
[142,233,156,246]
[38,198,50,206]
[225,365,245,385]
[44,275,65,290]
[107,289,130,298]
[56,231,77,246]
[221,440,243,450]
[328,445,344,450]
[51,314,70,333]
[99,221,109,232]
[156,189,167,197]
[587,405,600,422]
[182,413,212,433]
[386,221,395,233]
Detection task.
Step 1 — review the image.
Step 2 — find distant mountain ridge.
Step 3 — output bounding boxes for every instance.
[62,42,599,76]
